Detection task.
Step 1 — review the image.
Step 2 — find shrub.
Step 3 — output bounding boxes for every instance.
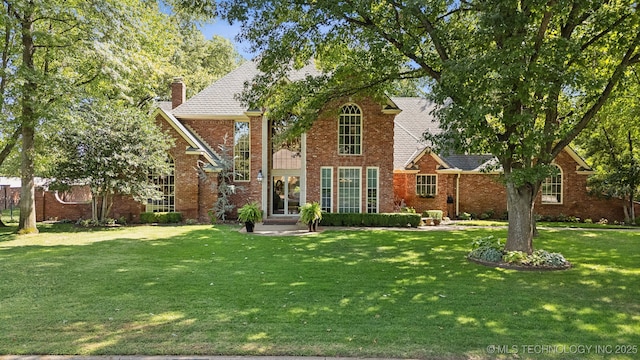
[401,206,416,213]
[140,212,156,224]
[503,251,528,264]
[319,213,421,228]
[478,209,495,220]
[471,235,503,251]
[458,212,472,220]
[524,250,569,267]
[584,218,593,224]
[185,218,199,225]
[469,247,503,262]
[468,236,569,268]
[140,212,183,224]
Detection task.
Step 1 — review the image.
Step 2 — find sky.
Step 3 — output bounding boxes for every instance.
[199,19,255,60]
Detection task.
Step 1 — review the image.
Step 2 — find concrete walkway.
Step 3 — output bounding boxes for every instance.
[240,221,484,236]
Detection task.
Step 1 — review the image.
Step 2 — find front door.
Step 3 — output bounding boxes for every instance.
[272,175,301,215]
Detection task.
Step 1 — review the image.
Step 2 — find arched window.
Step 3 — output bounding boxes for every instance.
[146,156,175,212]
[541,165,562,204]
[338,104,362,155]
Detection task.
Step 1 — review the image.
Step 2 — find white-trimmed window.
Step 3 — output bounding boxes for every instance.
[338,167,361,213]
[338,104,362,155]
[147,157,175,212]
[542,165,562,204]
[416,174,437,197]
[367,167,379,213]
[234,121,250,181]
[321,167,333,212]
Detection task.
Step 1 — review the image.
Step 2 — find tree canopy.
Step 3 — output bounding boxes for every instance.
[0,0,242,232]
[576,69,640,223]
[49,101,173,223]
[220,0,640,253]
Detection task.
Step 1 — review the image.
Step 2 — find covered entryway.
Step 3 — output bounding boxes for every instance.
[272,174,300,215]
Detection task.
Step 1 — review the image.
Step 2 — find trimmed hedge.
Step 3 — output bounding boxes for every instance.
[140,212,183,224]
[320,212,421,227]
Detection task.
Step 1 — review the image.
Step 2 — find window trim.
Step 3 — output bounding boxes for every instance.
[541,164,563,205]
[320,167,333,213]
[416,174,438,198]
[366,167,379,213]
[234,120,251,182]
[146,156,176,213]
[338,104,362,156]
[338,166,362,213]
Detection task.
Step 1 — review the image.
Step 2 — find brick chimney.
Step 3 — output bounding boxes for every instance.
[171,77,186,109]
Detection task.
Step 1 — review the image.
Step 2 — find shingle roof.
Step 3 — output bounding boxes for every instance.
[172,60,323,118]
[391,97,441,169]
[441,154,497,171]
[391,97,501,172]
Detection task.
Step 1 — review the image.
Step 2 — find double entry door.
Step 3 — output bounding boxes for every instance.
[272,175,300,215]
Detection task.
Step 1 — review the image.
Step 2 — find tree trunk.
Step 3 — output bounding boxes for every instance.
[18,12,38,234]
[91,196,99,222]
[504,181,537,254]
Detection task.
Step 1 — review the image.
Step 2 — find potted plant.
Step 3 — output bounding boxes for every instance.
[299,202,322,232]
[237,202,263,232]
[424,210,443,225]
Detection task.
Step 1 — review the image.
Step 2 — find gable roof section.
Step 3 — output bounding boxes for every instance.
[153,108,222,171]
[391,97,440,169]
[172,61,325,119]
[441,154,498,172]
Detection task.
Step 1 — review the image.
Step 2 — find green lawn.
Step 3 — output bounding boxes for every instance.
[0,223,638,359]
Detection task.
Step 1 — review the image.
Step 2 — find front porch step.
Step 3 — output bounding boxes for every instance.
[263,217,299,226]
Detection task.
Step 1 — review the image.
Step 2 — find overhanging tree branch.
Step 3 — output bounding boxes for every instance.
[552,31,640,157]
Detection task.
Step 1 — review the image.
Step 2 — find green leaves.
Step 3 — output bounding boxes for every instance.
[49,100,173,210]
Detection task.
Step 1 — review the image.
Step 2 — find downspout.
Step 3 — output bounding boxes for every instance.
[261,113,268,220]
[456,172,460,217]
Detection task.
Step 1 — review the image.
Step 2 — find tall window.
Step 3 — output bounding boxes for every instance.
[321,167,333,212]
[367,167,379,213]
[416,174,437,197]
[542,165,562,204]
[272,115,302,170]
[338,167,361,213]
[147,157,175,212]
[338,104,362,155]
[234,121,250,181]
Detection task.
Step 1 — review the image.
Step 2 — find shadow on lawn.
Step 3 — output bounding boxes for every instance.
[0,225,638,358]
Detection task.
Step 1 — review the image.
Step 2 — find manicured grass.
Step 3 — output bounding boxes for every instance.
[0,223,639,359]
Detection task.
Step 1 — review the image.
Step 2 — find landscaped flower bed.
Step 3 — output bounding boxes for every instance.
[467,235,571,270]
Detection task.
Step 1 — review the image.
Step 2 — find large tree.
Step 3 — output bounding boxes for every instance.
[49,101,173,223]
[0,0,240,233]
[220,0,640,253]
[1,0,179,233]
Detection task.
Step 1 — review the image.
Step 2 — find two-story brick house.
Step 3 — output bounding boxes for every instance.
[35,60,637,223]
[151,60,399,222]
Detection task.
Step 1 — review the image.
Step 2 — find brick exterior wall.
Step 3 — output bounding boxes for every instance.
[305,98,396,213]
[178,115,263,219]
[393,149,639,222]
